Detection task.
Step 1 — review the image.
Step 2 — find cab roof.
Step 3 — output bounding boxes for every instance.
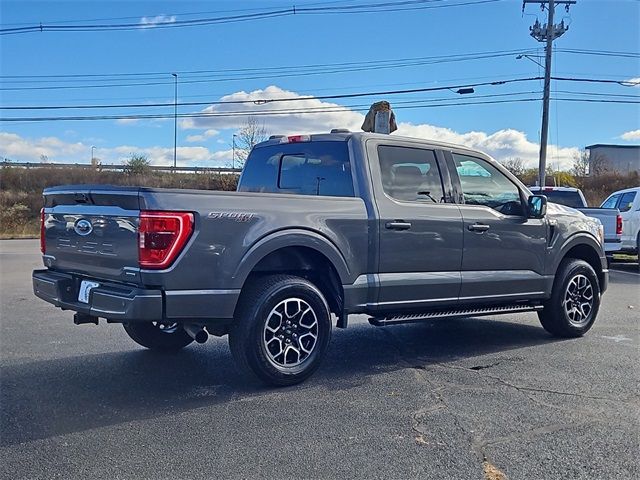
[253,131,487,156]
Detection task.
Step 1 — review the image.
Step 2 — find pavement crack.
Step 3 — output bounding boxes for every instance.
[469,362,502,371]
[434,362,626,403]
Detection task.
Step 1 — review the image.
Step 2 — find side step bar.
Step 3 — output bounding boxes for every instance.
[369,304,543,327]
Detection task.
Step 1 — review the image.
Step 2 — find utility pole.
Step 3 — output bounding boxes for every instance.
[232,134,237,170]
[171,73,178,169]
[523,0,575,187]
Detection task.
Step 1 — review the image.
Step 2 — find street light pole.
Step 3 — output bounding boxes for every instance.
[171,73,178,170]
[232,134,237,170]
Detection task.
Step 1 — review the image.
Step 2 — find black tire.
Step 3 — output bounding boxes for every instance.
[538,259,601,338]
[229,275,332,386]
[123,322,194,351]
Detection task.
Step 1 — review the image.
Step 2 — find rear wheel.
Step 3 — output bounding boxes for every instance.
[229,275,332,386]
[123,321,194,351]
[538,259,600,338]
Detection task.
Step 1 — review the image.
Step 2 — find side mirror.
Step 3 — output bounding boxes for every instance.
[528,194,547,219]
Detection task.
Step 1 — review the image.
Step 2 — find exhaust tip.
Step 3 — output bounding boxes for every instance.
[183,324,208,344]
[194,330,208,344]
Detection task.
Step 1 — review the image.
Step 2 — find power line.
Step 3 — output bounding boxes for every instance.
[1,96,637,123]
[1,47,635,82]
[1,76,635,111]
[1,76,545,111]
[0,50,539,90]
[0,89,543,111]
[0,0,504,35]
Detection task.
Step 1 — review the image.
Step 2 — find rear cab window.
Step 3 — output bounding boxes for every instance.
[601,194,621,209]
[537,190,585,208]
[238,141,354,197]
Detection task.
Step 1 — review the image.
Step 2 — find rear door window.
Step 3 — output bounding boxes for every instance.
[377,145,445,203]
[617,191,637,212]
[239,141,354,197]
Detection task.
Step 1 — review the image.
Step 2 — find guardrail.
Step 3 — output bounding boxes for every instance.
[0,161,242,174]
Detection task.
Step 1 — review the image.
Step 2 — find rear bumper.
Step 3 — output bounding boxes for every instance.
[32,269,239,322]
[33,269,163,321]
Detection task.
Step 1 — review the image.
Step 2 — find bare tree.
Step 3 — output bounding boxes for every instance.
[590,153,611,177]
[500,157,525,177]
[571,150,589,178]
[235,116,269,168]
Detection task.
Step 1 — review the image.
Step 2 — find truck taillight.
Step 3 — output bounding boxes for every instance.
[138,211,193,269]
[616,214,623,235]
[40,208,46,254]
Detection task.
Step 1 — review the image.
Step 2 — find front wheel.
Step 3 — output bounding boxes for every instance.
[123,321,194,351]
[229,275,332,386]
[538,259,601,338]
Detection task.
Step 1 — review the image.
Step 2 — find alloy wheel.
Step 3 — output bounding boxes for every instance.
[263,298,319,369]
[562,274,594,327]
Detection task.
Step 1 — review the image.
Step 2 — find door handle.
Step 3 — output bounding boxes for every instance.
[468,223,490,233]
[385,221,412,230]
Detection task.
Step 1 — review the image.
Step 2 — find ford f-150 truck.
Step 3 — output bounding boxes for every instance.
[33,131,608,386]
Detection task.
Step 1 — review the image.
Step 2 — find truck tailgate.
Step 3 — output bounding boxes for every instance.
[579,208,620,241]
[42,186,141,284]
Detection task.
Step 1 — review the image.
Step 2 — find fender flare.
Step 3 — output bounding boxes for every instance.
[552,232,605,275]
[232,228,351,288]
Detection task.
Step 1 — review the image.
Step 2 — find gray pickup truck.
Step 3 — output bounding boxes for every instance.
[33,131,608,385]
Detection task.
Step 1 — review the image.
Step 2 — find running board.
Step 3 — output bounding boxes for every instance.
[369,304,543,327]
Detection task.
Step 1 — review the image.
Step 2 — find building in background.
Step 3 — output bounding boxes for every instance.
[585,144,640,175]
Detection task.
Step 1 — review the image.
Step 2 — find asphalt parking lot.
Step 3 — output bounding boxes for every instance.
[1,239,638,480]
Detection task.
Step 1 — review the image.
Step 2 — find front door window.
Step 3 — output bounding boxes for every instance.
[452,154,524,216]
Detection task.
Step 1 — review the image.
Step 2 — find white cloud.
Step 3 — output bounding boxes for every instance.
[0,132,231,168]
[623,77,640,87]
[139,14,176,28]
[1,83,584,171]
[116,118,140,125]
[180,85,363,134]
[620,129,640,141]
[0,132,86,161]
[181,84,580,169]
[396,123,580,170]
[186,129,219,143]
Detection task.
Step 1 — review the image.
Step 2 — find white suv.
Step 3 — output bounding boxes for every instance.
[601,187,640,256]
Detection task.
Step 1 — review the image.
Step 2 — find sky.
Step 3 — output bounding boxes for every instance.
[0,0,639,171]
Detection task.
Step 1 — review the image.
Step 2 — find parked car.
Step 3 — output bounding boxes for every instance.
[33,132,608,385]
[529,186,622,257]
[600,186,640,257]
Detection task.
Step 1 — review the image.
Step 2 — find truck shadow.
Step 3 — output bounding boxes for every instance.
[1,316,562,447]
